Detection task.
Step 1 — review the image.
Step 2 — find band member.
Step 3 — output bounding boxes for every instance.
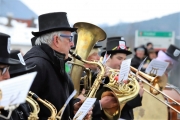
[97,37,144,120]
[9,50,36,78]
[131,45,148,69]
[156,44,180,75]
[24,12,91,119]
[0,33,32,120]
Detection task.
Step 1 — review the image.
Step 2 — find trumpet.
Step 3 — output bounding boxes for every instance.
[130,66,180,114]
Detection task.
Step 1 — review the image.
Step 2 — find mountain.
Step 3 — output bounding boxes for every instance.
[99,12,180,49]
[0,0,37,19]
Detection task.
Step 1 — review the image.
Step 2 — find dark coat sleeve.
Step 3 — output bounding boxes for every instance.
[25,57,47,95]
[131,57,140,69]
[125,94,142,108]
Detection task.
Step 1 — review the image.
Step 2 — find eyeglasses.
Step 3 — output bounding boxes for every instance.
[60,34,73,42]
[0,66,10,76]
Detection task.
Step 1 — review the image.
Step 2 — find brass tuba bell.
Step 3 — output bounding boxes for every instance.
[70,22,106,96]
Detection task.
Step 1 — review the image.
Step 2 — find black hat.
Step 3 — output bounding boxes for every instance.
[165,44,180,61]
[0,33,20,65]
[31,37,37,46]
[71,33,102,50]
[9,50,36,77]
[32,12,77,37]
[101,36,132,56]
[134,45,148,56]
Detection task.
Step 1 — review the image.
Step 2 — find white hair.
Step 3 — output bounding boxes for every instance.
[35,31,63,46]
[88,48,101,57]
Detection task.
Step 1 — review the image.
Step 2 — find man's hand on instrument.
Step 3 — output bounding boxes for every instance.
[100,96,118,109]
[104,65,111,77]
[84,107,93,120]
[139,82,144,97]
[73,100,93,120]
[77,88,86,101]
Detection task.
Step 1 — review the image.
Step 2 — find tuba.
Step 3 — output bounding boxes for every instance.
[70,22,106,96]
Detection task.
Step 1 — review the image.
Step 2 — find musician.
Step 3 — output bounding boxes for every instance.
[0,33,32,120]
[156,44,180,75]
[24,12,92,119]
[96,37,144,120]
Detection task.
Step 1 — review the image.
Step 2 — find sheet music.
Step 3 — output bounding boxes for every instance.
[59,90,77,119]
[73,98,96,120]
[0,72,37,107]
[145,59,169,76]
[118,59,131,82]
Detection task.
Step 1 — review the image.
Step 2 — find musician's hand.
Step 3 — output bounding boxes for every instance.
[100,96,118,109]
[77,88,86,101]
[73,100,83,114]
[139,82,144,97]
[84,107,93,120]
[104,65,111,77]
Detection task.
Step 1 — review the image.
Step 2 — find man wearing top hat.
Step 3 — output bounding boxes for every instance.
[0,33,33,120]
[156,44,180,75]
[24,12,91,119]
[91,37,144,120]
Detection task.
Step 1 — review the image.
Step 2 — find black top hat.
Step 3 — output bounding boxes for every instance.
[31,37,37,46]
[165,44,180,61]
[0,33,20,65]
[32,12,77,37]
[134,45,148,56]
[9,50,36,77]
[101,36,132,56]
[71,33,102,50]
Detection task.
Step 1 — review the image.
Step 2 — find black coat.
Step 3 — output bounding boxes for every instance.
[93,76,142,120]
[24,44,74,120]
[0,103,32,120]
[131,55,145,69]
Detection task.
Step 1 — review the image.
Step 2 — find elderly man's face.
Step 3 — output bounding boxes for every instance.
[55,31,74,59]
[0,64,10,81]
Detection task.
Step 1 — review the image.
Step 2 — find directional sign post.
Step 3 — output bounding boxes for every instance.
[135,31,175,50]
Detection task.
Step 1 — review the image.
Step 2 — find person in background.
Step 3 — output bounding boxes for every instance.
[146,42,153,50]
[141,48,157,72]
[131,45,148,69]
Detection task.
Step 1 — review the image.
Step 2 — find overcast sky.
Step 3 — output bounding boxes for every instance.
[21,0,180,25]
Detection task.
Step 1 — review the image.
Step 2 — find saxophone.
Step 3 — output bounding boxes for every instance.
[26,93,40,120]
[28,91,57,120]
